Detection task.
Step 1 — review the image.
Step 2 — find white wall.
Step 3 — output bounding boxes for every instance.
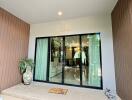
[28,16,116,92]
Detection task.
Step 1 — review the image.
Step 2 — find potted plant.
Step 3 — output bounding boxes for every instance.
[19,58,34,85]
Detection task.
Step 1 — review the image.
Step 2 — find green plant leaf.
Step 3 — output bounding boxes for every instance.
[19,58,34,74]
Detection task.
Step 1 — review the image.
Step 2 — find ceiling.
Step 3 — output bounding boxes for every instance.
[0,0,118,24]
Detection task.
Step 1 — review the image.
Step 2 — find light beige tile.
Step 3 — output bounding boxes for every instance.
[1,82,118,100]
[1,95,24,100]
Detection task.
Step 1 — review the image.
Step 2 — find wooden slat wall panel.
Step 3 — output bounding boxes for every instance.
[0,8,30,91]
[112,0,132,100]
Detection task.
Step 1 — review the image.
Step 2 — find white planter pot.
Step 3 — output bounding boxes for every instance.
[23,66,33,85]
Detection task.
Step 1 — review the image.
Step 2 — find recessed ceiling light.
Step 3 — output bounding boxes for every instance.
[58,11,63,16]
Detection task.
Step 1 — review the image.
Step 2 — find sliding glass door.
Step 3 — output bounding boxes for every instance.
[34,38,48,81]
[34,33,102,89]
[81,34,101,87]
[49,37,63,83]
[64,36,80,85]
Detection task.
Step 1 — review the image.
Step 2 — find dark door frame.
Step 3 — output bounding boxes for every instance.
[33,33,103,90]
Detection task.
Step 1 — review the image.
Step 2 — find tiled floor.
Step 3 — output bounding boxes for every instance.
[0,95,24,100]
[1,82,115,100]
[49,66,88,85]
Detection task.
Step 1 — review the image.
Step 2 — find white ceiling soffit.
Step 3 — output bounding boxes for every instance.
[0,0,118,24]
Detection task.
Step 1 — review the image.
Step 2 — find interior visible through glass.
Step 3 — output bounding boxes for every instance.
[49,37,63,83]
[64,36,80,85]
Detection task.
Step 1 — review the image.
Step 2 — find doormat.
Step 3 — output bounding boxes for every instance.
[48,88,68,95]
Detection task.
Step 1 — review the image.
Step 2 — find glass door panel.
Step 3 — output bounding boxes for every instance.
[64,36,80,85]
[81,34,101,87]
[34,38,48,81]
[49,37,63,83]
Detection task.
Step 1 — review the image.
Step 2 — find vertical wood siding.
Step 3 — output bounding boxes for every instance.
[112,0,132,100]
[0,8,30,91]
